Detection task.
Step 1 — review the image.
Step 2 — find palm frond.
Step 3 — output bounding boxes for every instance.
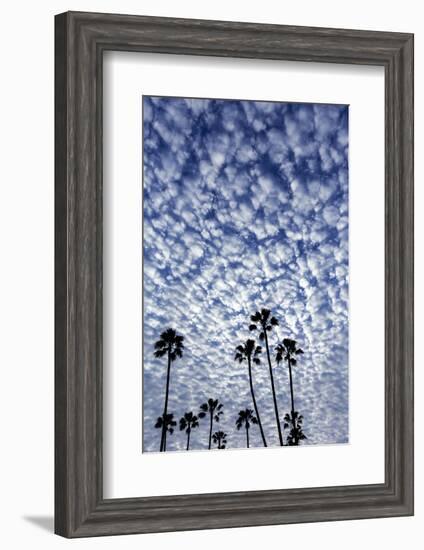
[161,328,175,341]
[250,312,261,323]
[261,308,270,321]
[245,339,255,353]
[154,340,167,350]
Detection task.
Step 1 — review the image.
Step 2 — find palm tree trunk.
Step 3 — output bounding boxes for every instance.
[288,357,300,444]
[288,359,296,432]
[187,428,191,451]
[160,426,166,452]
[247,357,267,447]
[208,411,213,450]
[264,331,283,446]
[160,349,172,452]
[246,424,250,448]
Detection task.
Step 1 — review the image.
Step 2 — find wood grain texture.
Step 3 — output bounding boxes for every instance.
[54,11,414,538]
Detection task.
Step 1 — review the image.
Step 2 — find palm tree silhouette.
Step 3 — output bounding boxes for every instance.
[234,339,267,447]
[212,430,227,449]
[154,413,176,451]
[198,398,224,450]
[276,338,304,441]
[153,328,184,452]
[249,308,283,446]
[235,408,258,448]
[179,411,199,451]
[283,411,307,445]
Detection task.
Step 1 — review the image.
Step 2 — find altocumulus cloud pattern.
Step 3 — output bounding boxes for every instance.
[143,96,349,452]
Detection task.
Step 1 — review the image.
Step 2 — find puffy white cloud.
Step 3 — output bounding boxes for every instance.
[323,205,340,226]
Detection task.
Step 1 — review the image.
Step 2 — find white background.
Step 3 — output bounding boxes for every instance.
[104,52,384,498]
[0,1,420,549]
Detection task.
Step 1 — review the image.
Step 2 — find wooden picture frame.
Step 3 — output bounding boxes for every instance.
[55,11,414,537]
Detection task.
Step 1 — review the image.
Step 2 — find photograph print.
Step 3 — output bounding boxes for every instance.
[142,95,349,453]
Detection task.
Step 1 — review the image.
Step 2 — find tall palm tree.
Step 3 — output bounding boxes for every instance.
[198,398,224,450]
[235,408,258,449]
[275,338,304,440]
[249,308,283,446]
[234,339,267,447]
[212,430,227,449]
[154,413,176,451]
[179,411,199,451]
[154,328,184,452]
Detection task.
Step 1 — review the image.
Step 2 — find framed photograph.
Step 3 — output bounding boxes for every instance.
[55,11,414,537]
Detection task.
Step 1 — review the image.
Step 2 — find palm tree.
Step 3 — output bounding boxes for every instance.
[234,339,267,447]
[283,411,307,446]
[212,430,227,449]
[154,328,184,452]
[235,408,258,448]
[198,398,224,450]
[179,411,199,451]
[276,338,304,440]
[249,308,283,446]
[154,413,176,451]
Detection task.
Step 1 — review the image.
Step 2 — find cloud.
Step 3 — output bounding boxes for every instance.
[142,96,349,452]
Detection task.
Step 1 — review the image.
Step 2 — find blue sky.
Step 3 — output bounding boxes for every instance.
[142,96,349,452]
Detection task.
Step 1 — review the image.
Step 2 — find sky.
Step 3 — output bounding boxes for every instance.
[142,96,349,453]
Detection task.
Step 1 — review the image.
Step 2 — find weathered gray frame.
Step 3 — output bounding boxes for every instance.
[55,11,414,538]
